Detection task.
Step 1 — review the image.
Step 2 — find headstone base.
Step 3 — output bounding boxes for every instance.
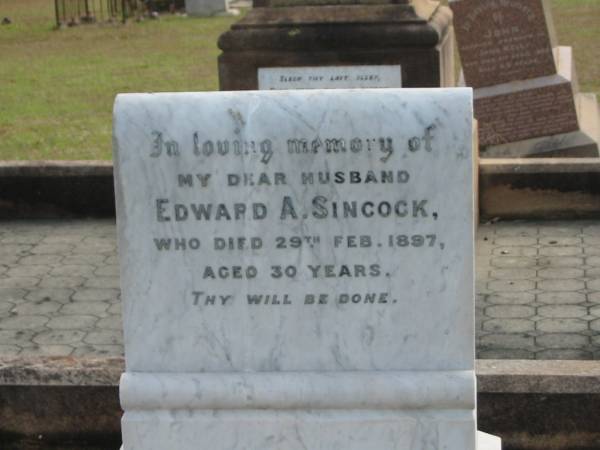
[471,47,599,157]
[477,431,502,450]
[217,4,455,90]
[123,412,477,450]
[113,88,479,450]
[121,432,501,450]
[120,370,479,450]
[480,92,599,158]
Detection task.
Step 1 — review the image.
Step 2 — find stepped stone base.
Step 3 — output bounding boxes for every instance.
[481,92,600,158]
[478,431,502,449]
[120,431,501,450]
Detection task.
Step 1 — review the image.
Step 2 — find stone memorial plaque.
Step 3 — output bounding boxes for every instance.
[114,89,484,450]
[451,0,598,157]
[451,0,556,88]
[476,82,579,145]
[258,65,402,90]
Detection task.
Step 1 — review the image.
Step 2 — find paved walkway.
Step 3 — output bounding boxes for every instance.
[0,220,599,360]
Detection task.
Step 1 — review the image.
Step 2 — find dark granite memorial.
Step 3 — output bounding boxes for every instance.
[218,0,455,90]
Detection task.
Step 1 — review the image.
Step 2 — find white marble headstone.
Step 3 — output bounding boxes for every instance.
[258,65,402,90]
[113,88,495,450]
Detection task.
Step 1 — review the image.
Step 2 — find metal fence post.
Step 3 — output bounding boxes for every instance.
[55,0,61,27]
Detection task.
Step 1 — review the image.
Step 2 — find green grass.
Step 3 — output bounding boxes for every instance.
[552,0,600,96]
[0,0,599,160]
[0,0,238,160]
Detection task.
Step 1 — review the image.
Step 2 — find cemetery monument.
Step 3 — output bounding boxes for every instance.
[217,0,455,90]
[451,0,600,158]
[113,87,500,449]
[186,0,236,16]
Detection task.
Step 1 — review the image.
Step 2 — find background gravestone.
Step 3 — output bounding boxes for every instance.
[451,0,600,158]
[186,0,236,16]
[113,88,499,449]
[217,0,455,90]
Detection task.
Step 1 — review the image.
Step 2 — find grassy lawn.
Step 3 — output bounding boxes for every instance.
[0,0,238,160]
[552,0,600,96]
[0,0,599,160]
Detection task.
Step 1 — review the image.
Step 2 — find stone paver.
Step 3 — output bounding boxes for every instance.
[478,220,600,360]
[1,219,600,360]
[0,220,120,358]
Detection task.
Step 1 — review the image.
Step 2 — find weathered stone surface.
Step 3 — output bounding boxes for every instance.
[478,89,600,158]
[479,159,600,220]
[4,356,600,449]
[0,356,122,439]
[476,359,600,394]
[114,89,474,373]
[483,319,535,333]
[476,82,578,146]
[113,89,479,450]
[451,0,556,88]
[451,0,599,157]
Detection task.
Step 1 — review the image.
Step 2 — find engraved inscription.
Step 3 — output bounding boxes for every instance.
[138,122,444,306]
[476,83,579,145]
[150,126,438,167]
[451,0,556,87]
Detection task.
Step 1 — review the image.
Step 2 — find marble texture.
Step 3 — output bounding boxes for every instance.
[113,89,474,374]
[120,371,475,410]
[120,369,477,450]
[482,92,599,158]
[471,45,579,148]
[122,410,477,450]
[258,65,402,90]
[477,431,502,450]
[113,88,479,450]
